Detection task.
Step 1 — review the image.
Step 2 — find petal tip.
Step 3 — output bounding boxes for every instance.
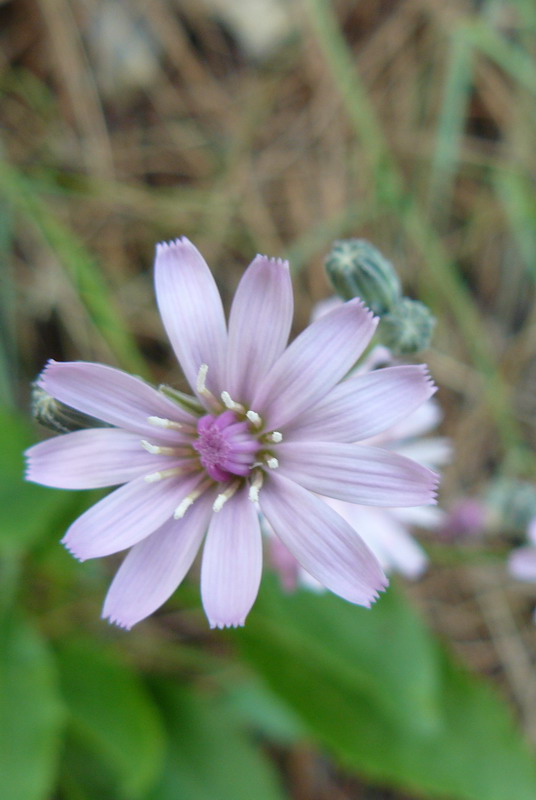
[209,616,246,630]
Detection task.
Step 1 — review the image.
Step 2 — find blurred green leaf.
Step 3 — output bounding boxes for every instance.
[148,681,286,800]
[223,675,307,746]
[237,578,536,800]
[0,408,80,557]
[56,639,165,800]
[0,615,65,800]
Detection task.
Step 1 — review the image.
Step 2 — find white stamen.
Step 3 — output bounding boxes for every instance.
[141,440,183,456]
[196,363,219,409]
[144,467,185,483]
[212,479,241,512]
[174,496,194,518]
[196,363,209,394]
[221,391,245,414]
[266,431,283,443]
[173,478,212,519]
[246,410,262,428]
[266,456,279,469]
[148,416,183,431]
[248,469,264,502]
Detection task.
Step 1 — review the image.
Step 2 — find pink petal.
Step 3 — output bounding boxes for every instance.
[226,255,293,405]
[62,472,203,560]
[154,238,227,398]
[39,361,194,443]
[285,365,436,443]
[25,428,180,489]
[102,491,215,629]
[276,441,438,507]
[252,299,377,429]
[326,500,428,579]
[508,547,536,582]
[259,472,387,606]
[201,488,262,628]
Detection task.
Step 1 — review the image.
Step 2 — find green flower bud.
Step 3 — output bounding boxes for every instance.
[31,384,109,433]
[379,298,435,355]
[324,239,401,314]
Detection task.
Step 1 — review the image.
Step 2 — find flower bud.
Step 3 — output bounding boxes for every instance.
[324,239,401,314]
[31,384,108,433]
[379,298,435,355]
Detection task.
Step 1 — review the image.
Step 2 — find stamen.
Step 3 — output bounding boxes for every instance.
[141,440,185,456]
[173,477,212,519]
[246,410,262,428]
[266,431,283,443]
[221,391,245,414]
[265,456,279,469]
[148,416,183,431]
[144,467,187,483]
[248,469,264,502]
[213,479,241,512]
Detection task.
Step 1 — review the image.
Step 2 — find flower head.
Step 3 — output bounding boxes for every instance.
[26,238,438,629]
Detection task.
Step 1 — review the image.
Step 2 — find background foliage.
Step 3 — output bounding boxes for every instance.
[1,0,536,797]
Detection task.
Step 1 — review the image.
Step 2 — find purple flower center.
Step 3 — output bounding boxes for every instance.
[192,410,258,482]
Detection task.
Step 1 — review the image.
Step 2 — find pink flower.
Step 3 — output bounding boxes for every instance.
[26,238,438,629]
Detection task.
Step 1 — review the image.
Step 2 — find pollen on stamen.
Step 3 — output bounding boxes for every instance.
[173,478,212,519]
[213,479,241,512]
[144,466,185,483]
[148,416,183,431]
[221,391,245,414]
[265,456,279,469]
[266,431,283,443]
[249,469,264,502]
[246,410,262,428]
[174,496,194,518]
[141,440,183,456]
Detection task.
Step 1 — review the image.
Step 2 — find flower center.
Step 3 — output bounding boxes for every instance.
[192,410,258,482]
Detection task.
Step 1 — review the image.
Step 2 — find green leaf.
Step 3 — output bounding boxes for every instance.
[0,615,65,800]
[237,577,536,800]
[148,681,286,800]
[56,639,165,800]
[0,408,80,556]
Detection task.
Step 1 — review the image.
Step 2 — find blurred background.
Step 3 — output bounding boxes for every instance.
[2,1,536,798]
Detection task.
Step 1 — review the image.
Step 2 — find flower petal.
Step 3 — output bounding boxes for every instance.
[509,547,536,582]
[226,255,293,405]
[252,299,377,429]
[277,441,438,507]
[286,365,436,443]
[39,361,194,443]
[62,472,203,560]
[325,499,427,579]
[25,428,182,489]
[102,492,214,629]
[259,472,387,606]
[201,488,262,628]
[154,238,227,397]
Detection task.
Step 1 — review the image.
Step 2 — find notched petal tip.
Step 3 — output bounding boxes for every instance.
[254,253,290,270]
[346,296,380,327]
[156,235,192,252]
[102,611,133,631]
[209,617,246,630]
[61,537,88,563]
